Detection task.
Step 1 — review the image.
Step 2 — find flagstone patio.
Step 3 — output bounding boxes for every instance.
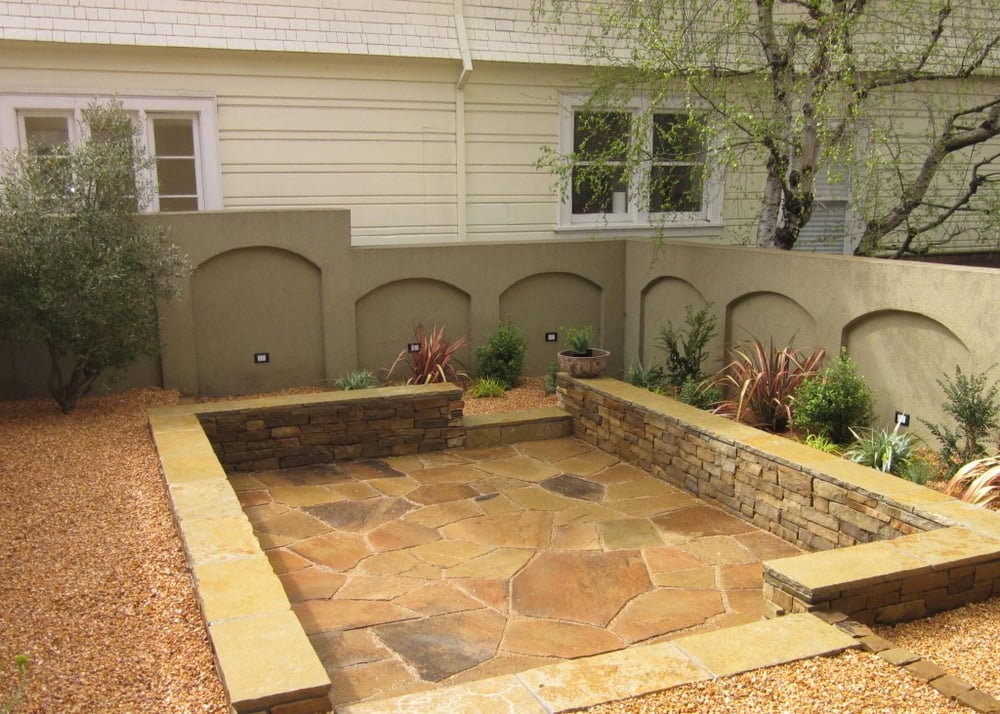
[231,437,803,710]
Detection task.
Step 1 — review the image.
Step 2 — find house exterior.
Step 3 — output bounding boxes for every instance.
[0,0,750,249]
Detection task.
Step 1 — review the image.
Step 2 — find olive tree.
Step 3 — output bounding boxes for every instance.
[534,0,1000,255]
[0,100,188,414]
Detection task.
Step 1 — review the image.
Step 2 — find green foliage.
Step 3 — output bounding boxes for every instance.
[335,370,378,391]
[475,321,527,388]
[804,433,842,455]
[1,654,28,714]
[387,323,469,386]
[469,377,508,398]
[843,424,922,479]
[715,337,826,432]
[0,100,188,413]
[793,348,875,443]
[655,303,717,389]
[623,361,665,392]
[945,456,1000,507]
[543,361,560,395]
[562,325,593,355]
[922,366,1000,476]
[676,376,722,410]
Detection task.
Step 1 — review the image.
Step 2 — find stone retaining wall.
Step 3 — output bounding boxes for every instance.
[197,384,465,472]
[557,375,1000,624]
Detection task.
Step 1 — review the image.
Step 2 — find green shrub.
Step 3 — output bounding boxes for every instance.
[543,361,560,395]
[1,655,28,714]
[922,366,1000,476]
[624,361,665,392]
[793,348,874,443]
[804,433,842,455]
[715,337,825,432]
[335,369,378,391]
[843,424,922,478]
[469,377,507,398]
[475,321,527,388]
[656,303,717,389]
[677,376,722,410]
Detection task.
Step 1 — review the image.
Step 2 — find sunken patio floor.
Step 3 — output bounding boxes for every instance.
[230,437,803,710]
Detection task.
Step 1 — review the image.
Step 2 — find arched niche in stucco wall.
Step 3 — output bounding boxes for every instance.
[191,247,324,397]
[639,276,709,370]
[844,310,968,438]
[499,272,603,376]
[726,292,819,354]
[356,279,471,380]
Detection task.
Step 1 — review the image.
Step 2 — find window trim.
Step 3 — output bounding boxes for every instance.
[557,94,723,232]
[0,93,222,212]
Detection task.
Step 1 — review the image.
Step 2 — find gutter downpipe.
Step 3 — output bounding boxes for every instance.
[454,0,473,241]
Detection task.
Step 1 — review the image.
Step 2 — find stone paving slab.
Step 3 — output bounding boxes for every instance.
[242,436,806,709]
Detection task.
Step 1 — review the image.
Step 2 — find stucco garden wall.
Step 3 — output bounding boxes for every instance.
[3,208,1000,443]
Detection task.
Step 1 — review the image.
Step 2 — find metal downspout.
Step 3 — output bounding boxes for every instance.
[454,0,473,241]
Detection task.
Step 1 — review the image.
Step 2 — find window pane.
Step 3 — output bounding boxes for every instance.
[653,114,704,162]
[157,196,200,212]
[572,164,628,214]
[23,115,70,153]
[153,117,195,155]
[650,165,703,212]
[573,112,630,160]
[156,157,197,196]
[151,116,199,211]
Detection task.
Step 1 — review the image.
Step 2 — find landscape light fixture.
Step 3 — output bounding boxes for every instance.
[545,332,558,342]
[254,352,270,364]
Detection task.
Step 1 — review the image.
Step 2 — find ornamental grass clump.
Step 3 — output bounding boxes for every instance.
[335,370,378,391]
[843,423,923,481]
[469,376,507,398]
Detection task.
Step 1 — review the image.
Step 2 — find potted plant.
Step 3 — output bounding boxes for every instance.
[557,325,610,378]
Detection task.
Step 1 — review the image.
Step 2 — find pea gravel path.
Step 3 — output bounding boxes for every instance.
[1,385,996,713]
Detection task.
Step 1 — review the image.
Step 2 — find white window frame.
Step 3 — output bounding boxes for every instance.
[0,93,222,212]
[557,94,723,233]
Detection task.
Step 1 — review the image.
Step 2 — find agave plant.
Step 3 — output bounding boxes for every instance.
[843,423,921,478]
[387,323,469,386]
[945,456,1000,507]
[715,337,825,432]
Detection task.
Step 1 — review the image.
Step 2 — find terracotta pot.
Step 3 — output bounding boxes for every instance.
[557,348,611,378]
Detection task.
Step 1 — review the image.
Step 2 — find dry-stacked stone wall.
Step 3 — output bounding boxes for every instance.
[557,375,1000,624]
[197,384,464,472]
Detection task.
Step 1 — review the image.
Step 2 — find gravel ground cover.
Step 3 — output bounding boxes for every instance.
[1,382,996,714]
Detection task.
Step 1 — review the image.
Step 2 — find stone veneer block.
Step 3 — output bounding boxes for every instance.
[890,527,1000,567]
[671,613,858,677]
[921,499,1000,536]
[517,640,710,711]
[463,407,571,448]
[336,674,547,714]
[764,540,929,599]
[209,610,331,713]
[193,555,291,624]
[178,512,263,566]
[168,477,247,523]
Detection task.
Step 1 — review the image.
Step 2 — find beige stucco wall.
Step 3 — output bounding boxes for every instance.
[625,240,1000,439]
[3,208,998,444]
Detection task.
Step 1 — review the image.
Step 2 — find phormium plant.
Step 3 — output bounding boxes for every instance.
[715,337,825,432]
[945,456,1000,507]
[387,323,469,386]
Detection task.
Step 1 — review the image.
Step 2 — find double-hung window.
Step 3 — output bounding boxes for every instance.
[0,94,221,213]
[558,95,721,231]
